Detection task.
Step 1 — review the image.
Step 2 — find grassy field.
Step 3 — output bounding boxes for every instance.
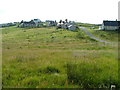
[2,26,119,88]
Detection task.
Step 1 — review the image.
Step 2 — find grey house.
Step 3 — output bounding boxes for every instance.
[18,19,41,28]
[19,21,36,28]
[101,20,120,30]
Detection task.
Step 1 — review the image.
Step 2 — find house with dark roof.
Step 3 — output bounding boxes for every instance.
[19,21,36,28]
[18,19,39,28]
[101,20,120,30]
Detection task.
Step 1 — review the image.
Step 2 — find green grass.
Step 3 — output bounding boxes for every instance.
[77,23,99,29]
[2,26,119,88]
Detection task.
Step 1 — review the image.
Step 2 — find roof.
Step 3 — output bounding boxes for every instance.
[103,21,119,26]
[68,25,73,27]
[33,19,41,22]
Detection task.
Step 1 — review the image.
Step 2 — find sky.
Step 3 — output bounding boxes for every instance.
[0,0,119,24]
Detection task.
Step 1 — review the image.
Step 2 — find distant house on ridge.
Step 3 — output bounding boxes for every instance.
[19,21,36,28]
[18,19,41,28]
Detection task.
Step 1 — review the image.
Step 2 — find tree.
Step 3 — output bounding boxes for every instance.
[65,19,68,23]
[59,20,62,23]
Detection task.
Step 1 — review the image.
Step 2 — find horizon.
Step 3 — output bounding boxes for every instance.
[0,0,119,24]
[0,18,119,25]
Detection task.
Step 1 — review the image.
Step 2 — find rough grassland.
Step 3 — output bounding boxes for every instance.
[2,26,119,88]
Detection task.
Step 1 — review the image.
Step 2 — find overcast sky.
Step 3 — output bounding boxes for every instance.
[0,0,119,24]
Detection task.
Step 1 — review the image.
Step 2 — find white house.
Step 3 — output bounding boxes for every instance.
[101,20,120,30]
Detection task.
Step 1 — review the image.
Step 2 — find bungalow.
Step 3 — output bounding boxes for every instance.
[101,20,120,30]
[18,19,42,28]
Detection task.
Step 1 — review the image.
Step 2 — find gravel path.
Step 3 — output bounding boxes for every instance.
[79,27,112,43]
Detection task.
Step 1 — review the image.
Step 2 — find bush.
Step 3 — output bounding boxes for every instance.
[43,66,60,74]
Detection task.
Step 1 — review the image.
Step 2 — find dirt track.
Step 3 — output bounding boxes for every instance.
[79,27,111,43]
